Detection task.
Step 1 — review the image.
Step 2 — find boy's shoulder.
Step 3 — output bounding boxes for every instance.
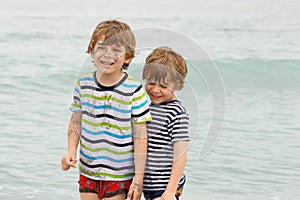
[78,71,94,79]
[168,100,188,115]
[125,75,141,83]
[74,72,94,86]
[75,72,94,83]
[122,74,143,88]
[153,100,188,115]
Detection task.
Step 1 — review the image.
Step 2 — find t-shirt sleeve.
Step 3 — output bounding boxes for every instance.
[170,111,189,142]
[131,84,152,123]
[69,79,82,112]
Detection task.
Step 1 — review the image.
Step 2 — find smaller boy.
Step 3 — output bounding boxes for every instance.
[142,47,189,200]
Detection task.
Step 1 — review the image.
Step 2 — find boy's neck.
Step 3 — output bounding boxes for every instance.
[96,70,125,87]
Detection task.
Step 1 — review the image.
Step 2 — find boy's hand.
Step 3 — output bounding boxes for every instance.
[159,190,176,200]
[61,154,77,171]
[128,180,143,200]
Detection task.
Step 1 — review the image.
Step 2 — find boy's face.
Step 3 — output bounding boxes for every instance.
[145,82,175,104]
[91,36,130,75]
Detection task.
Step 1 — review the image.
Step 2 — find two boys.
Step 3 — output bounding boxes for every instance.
[61,20,189,200]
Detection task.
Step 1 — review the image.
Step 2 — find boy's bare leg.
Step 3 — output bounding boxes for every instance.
[80,193,126,200]
[153,197,176,200]
[80,192,101,200]
[104,193,126,200]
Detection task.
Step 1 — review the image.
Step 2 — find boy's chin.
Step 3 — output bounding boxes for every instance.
[150,99,163,104]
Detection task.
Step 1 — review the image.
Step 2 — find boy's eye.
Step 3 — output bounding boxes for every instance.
[113,49,123,56]
[93,45,124,57]
[147,82,168,88]
[112,48,123,52]
[95,45,106,51]
[146,82,155,85]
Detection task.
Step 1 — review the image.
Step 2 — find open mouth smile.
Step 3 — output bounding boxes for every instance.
[151,94,162,99]
[100,60,114,66]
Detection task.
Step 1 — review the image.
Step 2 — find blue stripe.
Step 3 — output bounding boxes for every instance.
[70,108,81,113]
[132,99,149,110]
[74,88,80,95]
[81,102,131,113]
[82,127,132,139]
[80,151,133,162]
[80,77,94,81]
[122,83,139,88]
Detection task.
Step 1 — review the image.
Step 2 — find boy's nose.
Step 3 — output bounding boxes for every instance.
[151,84,161,92]
[104,47,112,55]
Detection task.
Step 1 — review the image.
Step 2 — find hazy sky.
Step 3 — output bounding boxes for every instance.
[2,0,298,15]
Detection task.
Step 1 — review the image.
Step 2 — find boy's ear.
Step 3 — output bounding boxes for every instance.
[123,58,132,69]
[125,57,132,65]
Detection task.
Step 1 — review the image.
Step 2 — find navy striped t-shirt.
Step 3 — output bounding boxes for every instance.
[143,100,189,191]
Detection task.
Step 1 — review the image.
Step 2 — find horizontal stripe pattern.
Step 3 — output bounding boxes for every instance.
[70,71,151,180]
[143,100,189,191]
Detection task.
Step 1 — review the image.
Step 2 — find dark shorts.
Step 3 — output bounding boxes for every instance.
[143,178,185,200]
[78,174,132,198]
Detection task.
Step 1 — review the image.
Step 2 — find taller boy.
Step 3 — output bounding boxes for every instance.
[61,20,152,200]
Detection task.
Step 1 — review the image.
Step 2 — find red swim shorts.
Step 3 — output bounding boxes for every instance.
[78,174,132,198]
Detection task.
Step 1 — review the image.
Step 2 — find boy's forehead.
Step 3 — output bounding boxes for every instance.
[96,35,125,47]
[95,41,124,49]
[145,69,174,81]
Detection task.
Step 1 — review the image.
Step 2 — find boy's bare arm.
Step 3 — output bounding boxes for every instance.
[132,122,147,180]
[68,112,82,155]
[61,112,82,170]
[128,122,147,200]
[164,141,188,196]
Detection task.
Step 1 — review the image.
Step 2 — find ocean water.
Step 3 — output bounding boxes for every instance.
[1,0,300,199]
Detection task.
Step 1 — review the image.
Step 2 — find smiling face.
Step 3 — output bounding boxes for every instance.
[87,20,136,70]
[145,82,175,104]
[91,36,131,76]
[143,66,177,104]
[142,47,188,104]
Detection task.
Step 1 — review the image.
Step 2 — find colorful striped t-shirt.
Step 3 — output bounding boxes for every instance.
[70,71,152,180]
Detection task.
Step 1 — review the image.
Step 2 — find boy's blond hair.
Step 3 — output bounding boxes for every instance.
[143,46,187,90]
[87,20,136,69]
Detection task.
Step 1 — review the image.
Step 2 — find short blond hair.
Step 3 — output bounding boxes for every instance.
[143,46,187,90]
[87,20,136,69]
